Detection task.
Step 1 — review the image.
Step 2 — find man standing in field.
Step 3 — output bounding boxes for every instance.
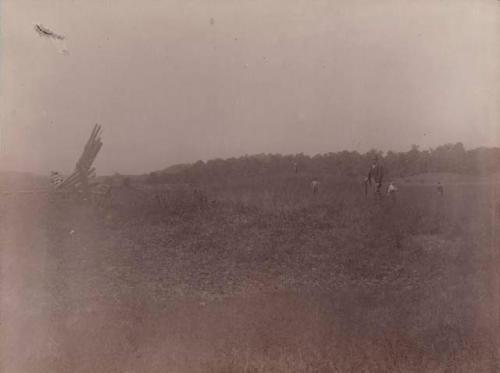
[387,181,397,203]
[311,178,320,195]
[363,177,369,197]
[368,157,384,197]
[437,182,444,196]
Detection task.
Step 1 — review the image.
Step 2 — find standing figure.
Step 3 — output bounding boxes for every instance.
[368,157,384,197]
[387,181,398,203]
[294,162,299,173]
[363,177,369,197]
[437,182,444,196]
[311,178,320,195]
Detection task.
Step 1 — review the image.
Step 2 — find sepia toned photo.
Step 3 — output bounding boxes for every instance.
[0,1,499,372]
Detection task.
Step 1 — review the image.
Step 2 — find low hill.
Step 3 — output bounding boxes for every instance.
[160,163,192,174]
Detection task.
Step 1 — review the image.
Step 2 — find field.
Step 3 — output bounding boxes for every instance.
[1,174,499,372]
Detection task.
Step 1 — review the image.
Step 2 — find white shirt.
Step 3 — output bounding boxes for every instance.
[387,183,397,193]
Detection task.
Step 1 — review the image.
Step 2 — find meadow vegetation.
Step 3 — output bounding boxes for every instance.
[1,145,500,372]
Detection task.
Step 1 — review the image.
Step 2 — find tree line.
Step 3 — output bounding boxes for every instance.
[145,143,500,184]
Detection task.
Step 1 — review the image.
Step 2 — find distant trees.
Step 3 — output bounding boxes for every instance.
[146,172,158,184]
[143,143,500,185]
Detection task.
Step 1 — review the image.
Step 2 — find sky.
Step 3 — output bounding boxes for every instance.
[0,0,499,175]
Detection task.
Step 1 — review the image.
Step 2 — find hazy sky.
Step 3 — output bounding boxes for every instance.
[0,0,499,174]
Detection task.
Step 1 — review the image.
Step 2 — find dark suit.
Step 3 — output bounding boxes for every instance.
[368,164,384,193]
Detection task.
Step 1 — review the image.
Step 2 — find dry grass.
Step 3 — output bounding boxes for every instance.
[1,175,499,372]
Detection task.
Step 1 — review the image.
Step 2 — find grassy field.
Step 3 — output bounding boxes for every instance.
[1,174,499,372]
